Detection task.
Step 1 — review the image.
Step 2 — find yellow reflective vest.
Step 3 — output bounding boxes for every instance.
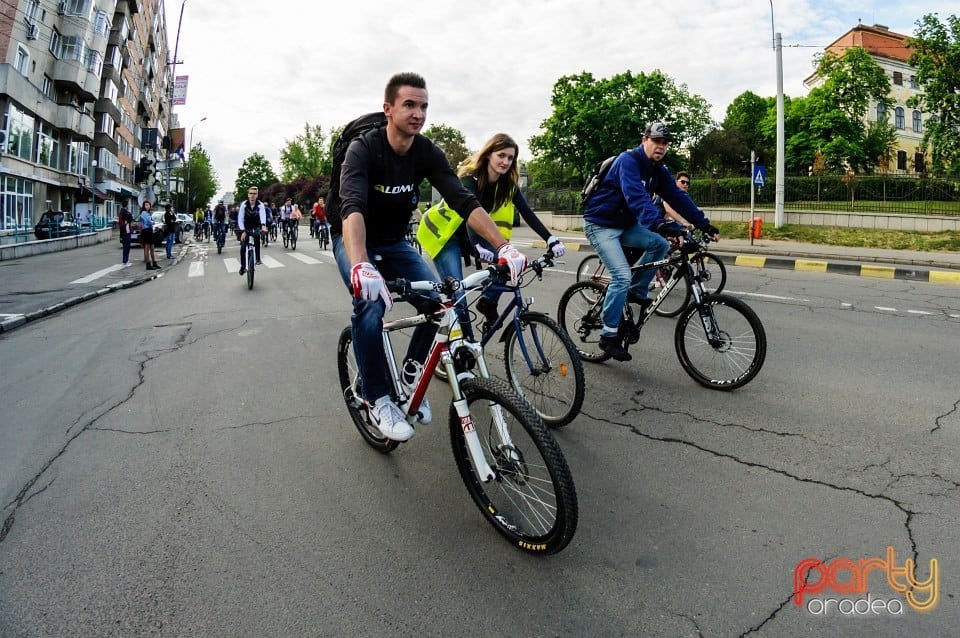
[417,196,516,258]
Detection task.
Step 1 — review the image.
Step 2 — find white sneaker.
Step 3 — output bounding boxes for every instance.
[416,397,432,425]
[369,397,415,442]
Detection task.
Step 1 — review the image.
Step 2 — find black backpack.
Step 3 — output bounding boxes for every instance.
[327,112,387,212]
[579,149,639,207]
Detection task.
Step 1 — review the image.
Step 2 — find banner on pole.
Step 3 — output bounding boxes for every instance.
[173,76,189,105]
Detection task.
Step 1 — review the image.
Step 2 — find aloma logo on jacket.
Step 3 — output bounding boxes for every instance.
[793,546,938,616]
[374,183,416,195]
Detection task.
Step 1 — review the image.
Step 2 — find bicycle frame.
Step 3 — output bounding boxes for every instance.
[377,270,517,482]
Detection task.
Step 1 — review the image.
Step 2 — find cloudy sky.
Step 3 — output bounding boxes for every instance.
[162,0,930,199]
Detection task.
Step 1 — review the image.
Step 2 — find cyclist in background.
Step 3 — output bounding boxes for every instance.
[581,121,718,362]
[312,196,327,240]
[419,132,565,338]
[237,186,267,276]
[279,197,294,239]
[213,200,227,243]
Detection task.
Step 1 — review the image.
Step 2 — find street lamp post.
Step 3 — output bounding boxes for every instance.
[769,0,786,228]
[185,116,207,214]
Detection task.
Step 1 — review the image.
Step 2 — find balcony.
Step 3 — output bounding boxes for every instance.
[53,104,94,139]
[52,58,100,102]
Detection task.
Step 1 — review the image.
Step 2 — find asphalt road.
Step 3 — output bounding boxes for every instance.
[1,234,958,637]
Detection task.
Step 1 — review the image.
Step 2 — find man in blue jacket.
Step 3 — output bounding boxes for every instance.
[582,122,719,361]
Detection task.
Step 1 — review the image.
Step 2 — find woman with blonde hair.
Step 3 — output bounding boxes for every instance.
[418,133,564,337]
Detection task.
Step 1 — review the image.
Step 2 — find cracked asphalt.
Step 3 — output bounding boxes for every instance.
[0,234,958,636]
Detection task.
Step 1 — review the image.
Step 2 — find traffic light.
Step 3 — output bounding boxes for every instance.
[135,156,153,184]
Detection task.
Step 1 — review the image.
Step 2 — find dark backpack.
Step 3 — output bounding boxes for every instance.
[580,150,639,207]
[327,112,388,212]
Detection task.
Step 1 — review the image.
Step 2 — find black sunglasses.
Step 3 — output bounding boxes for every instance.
[678,180,690,185]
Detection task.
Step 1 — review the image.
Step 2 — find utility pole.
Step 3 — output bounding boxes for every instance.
[769,0,786,228]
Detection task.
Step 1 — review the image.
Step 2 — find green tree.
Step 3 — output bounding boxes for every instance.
[908,13,960,175]
[812,47,893,125]
[174,143,219,212]
[422,123,469,169]
[279,123,331,181]
[234,153,278,200]
[529,70,713,183]
[722,90,775,160]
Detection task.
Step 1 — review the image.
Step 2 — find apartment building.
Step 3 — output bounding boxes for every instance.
[804,22,927,174]
[0,0,172,238]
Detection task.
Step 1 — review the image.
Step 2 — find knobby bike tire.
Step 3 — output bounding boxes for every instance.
[502,312,585,428]
[450,376,578,555]
[291,227,297,250]
[674,293,766,390]
[557,280,612,363]
[246,246,255,290]
[337,327,400,454]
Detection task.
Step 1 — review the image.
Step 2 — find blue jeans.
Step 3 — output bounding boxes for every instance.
[121,234,131,263]
[165,230,175,257]
[583,220,668,337]
[333,235,440,402]
[431,239,477,340]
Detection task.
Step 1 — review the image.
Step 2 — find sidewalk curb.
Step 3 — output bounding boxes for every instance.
[530,239,960,286]
[0,242,191,336]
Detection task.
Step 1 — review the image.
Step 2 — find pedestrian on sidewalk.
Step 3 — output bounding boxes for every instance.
[119,198,134,267]
[139,200,160,270]
[163,203,177,259]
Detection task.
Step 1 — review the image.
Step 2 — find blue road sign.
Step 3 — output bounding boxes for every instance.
[753,165,767,187]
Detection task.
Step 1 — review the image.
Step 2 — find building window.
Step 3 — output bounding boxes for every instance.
[49,29,61,57]
[58,35,84,62]
[912,111,922,133]
[61,0,94,20]
[98,113,115,137]
[37,123,60,169]
[909,75,918,89]
[6,103,36,161]
[14,46,30,76]
[42,75,52,97]
[893,71,903,86]
[26,0,40,21]
[914,153,925,173]
[876,102,886,122]
[897,151,907,171]
[106,45,122,68]
[68,140,90,176]
[0,175,35,231]
[93,10,110,36]
[84,50,102,77]
[895,107,905,130]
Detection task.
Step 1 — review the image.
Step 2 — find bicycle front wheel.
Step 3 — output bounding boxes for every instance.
[503,312,585,427]
[675,293,766,390]
[337,327,400,453]
[557,281,612,363]
[291,227,297,250]
[450,376,578,554]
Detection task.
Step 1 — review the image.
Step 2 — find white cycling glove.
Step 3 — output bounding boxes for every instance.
[475,243,495,263]
[547,235,566,258]
[497,243,527,285]
[350,262,393,310]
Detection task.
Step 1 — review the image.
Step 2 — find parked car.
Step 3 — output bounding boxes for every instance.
[125,211,183,247]
[177,213,193,233]
[34,211,78,239]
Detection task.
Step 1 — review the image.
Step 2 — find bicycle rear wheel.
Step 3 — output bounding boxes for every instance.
[692,251,726,294]
[337,327,400,453]
[502,312,585,427]
[291,226,297,250]
[675,293,766,390]
[557,281,612,363]
[451,376,578,554]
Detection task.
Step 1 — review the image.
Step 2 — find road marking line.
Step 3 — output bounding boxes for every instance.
[907,309,933,315]
[188,262,204,277]
[876,306,897,312]
[260,255,285,268]
[70,264,124,284]
[731,291,809,302]
[224,258,241,273]
[0,313,25,319]
[287,253,322,265]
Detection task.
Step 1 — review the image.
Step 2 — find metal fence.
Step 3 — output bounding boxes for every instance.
[528,174,960,217]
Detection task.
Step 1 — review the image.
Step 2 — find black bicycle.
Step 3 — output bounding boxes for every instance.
[242,229,260,290]
[575,231,727,317]
[282,219,298,250]
[214,220,226,254]
[317,221,330,250]
[436,253,585,428]
[558,231,765,390]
